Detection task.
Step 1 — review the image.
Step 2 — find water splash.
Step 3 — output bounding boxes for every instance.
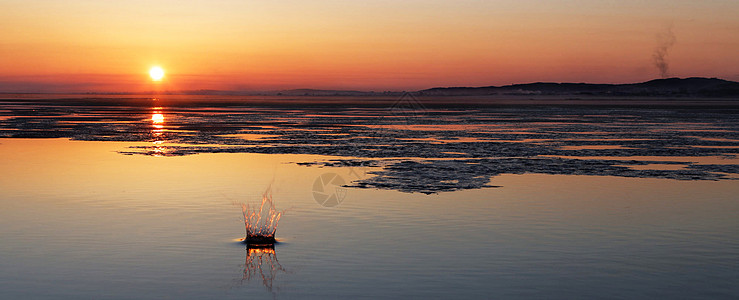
[241,186,283,245]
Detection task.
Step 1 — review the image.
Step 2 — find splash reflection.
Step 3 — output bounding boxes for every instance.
[240,245,286,294]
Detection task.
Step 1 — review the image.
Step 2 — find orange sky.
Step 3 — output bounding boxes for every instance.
[1,1,738,92]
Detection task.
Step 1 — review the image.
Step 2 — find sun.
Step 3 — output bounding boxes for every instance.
[149,66,165,81]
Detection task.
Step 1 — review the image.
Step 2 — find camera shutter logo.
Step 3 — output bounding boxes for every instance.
[312,173,347,207]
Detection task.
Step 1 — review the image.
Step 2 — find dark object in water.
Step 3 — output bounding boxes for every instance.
[244,235,276,246]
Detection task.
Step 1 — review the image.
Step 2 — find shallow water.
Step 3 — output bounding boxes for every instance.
[0,138,738,299]
[1,96,739,299]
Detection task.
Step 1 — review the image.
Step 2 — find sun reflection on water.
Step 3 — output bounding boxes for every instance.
[151,107,165,131]
[150,108,167,155]
[151,113,164,126]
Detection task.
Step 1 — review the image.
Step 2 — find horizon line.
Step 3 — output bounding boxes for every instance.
[0,76,735,95]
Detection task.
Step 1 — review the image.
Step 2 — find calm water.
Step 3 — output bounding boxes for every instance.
[1,138,738,299]
[1,97,738,299]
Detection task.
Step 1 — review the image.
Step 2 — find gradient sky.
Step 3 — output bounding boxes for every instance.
[1,0,738,92]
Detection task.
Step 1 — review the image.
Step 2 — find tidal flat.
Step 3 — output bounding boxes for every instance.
[1,95,737,193]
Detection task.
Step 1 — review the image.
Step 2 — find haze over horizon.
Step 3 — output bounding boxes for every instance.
[1,0,738,93]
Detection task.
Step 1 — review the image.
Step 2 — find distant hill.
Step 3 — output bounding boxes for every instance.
[169,88,399,97]
[275,89,377,96]
[419,77,739,97]
[145,77,738,97]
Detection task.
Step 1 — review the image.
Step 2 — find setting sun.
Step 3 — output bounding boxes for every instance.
[149,66,165,81]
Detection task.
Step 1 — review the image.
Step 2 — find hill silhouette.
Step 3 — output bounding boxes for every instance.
[419,77,739,97]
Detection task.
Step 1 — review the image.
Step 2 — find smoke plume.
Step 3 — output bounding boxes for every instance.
[653,25,677,78]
